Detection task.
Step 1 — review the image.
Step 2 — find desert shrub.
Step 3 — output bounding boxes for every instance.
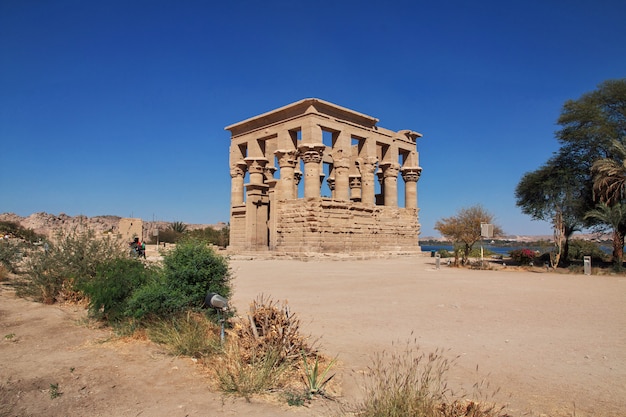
[355,341,507,417]
[125,239,231,319]
[16,228,126,303]
[79,258,153,321]
[566,239,607,262]
[508,248,537,265]
[233,295,312,366]
[162,238,231,307]
[146,312,222,358]
[213,338,290,399]
[0,240,24,273]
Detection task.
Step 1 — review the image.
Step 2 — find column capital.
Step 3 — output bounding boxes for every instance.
[244,157,269,174]
[356,156,378,175]
[298,143,325,164]
[380,162,401,178]
[401,167,422,183]
[230,160,248,178]
[274,149,298,168]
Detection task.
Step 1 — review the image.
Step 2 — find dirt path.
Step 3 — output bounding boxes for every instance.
[2,256,625,416]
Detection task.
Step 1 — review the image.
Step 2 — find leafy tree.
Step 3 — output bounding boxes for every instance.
[187,225,230,247]
[434,205,503,266]
[515,154,585,267]
[516,78,626,266]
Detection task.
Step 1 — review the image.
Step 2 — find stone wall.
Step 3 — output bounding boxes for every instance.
[274,198,420,255]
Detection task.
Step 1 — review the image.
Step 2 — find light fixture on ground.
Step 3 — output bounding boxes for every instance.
[203,292,228,343]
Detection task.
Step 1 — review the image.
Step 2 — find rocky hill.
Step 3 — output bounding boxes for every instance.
[0,212,223,240]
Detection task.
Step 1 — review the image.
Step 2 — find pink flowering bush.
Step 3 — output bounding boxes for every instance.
[509,248,537,265]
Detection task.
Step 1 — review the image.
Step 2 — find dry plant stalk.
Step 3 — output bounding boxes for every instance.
[232,294,312,365]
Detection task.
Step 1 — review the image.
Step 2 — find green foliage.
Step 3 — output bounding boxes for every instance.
[566,239,607,262]
[126,239,231,319]
[17,228,126,303]
[157,228,183,244]
[124,278,173,319]
[169,221,188,233]
[79,258,152,321]
[146,312,222,358]
[0,240,24,273]
[215,341,289,399]
[434,205,503,263]
[187,225,230,247]
[301,352,336,396]
[49,383,62,399]
[162,238,231,305]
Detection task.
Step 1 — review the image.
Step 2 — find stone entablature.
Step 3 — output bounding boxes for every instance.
[225,98,423,254]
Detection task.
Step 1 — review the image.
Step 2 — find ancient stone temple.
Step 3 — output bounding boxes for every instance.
[226,98,423,255]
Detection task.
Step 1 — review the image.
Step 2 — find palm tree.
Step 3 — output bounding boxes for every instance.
[169,221,188,233]
[591,140,626,205]
[584,202,626,267]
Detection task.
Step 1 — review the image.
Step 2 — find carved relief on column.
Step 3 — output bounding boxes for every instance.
[332,156,351,201]
[357,156,378,205]
[401,167,422,209]
[275,149,298,200]
[298,144,325,198]
[230,160,248,207]
[380,162,400,207]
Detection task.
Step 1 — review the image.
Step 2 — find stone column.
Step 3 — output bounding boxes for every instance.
[380,162,400,207]
[294,170,302,197]
[298,144,325,198]
[244,157,269,250]
[326,177,336,199]
[230,161,247,207]
[401,167,422,209]
[349,175,362,202]
[274,149,298,200]
[245,157,268,185]
[333,157,351,201]
[376,169,385,206]
[358,156,378,205]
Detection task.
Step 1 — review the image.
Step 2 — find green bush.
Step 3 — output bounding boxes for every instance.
[162,238,231,306]
[566,239,607,262]
[125,239,231,319]
[79,258,152,321]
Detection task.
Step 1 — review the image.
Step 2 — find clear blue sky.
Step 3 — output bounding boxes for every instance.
[1,0,625,237]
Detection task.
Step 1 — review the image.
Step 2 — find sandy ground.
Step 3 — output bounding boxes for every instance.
[1,255,625,416]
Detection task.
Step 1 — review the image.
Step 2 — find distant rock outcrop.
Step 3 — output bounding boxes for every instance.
[0,212,223,240]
